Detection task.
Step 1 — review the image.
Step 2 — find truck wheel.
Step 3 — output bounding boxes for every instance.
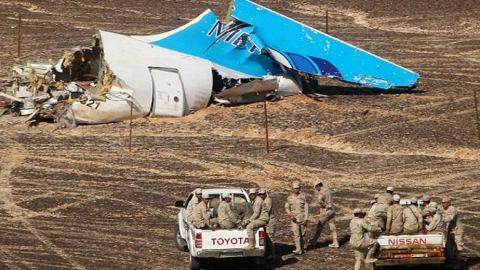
[189,255,202,270]
[174,224,188,252]
[254,257,270,270]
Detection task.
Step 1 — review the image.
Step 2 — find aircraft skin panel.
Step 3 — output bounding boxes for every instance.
[148,10,281,77]
[231,0,420,89]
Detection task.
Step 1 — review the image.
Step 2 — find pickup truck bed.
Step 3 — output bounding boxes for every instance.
[175,188,267,270]
[376,232,445,267]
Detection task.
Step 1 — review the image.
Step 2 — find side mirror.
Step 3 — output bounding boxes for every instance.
[175,200,185,208]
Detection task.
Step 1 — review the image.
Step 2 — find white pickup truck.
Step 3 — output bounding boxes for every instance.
[375,231,446,269]
[174,188,267,270]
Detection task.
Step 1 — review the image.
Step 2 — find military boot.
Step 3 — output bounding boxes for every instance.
[244,237,255,250]
[292,238,304,255]
[328,232,339,248]
[365,243,379,263]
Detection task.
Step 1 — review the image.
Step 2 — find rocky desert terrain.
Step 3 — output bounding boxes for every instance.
[0,0,479,269]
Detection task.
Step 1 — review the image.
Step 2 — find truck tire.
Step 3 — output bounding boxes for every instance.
[174,224,188,252]
[254,257,271,270]
[189,255,202,270]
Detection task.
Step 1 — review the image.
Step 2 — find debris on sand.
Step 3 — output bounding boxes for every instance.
[0,0,419,129]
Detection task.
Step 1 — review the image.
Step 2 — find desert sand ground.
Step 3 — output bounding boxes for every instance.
[0,0,479,269]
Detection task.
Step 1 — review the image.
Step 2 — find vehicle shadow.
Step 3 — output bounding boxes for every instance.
[200,243,299,270]
[304,81,426,96]
[306,233,350,251]
[464,255,480,270]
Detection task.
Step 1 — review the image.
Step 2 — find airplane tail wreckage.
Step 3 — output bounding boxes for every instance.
[0,0,420,127]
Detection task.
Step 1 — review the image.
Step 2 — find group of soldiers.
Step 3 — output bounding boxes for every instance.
[184,182,465,268]
[186,187,275,251]
[350,186,465,270]
[185,179,338,256]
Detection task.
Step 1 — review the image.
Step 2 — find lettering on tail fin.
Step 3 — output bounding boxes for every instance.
[207,21,226,37]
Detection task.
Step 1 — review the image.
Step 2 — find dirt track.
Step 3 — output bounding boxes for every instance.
[0,0,479,269]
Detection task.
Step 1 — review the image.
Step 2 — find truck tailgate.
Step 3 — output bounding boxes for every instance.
[378,234,444,248]
[201,230,261,250]
[377,233,445,266]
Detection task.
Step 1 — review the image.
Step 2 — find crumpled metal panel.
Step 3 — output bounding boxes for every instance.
[231,0,420,89]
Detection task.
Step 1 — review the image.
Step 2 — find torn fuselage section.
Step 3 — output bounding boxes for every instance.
[0,0,420,127]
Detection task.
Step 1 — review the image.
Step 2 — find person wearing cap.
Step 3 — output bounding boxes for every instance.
[260,188,277,258]
[366,195,386,232]
[191,193,217,230]
[385,194,403,235]
[217,193,241,229]
[186,188,202,223]
[284,181,309,255]
[402,197,423,234]
[421,195,438,218]
[248,188,258,201]
[425,202,443,232]
[377,187,394,205]
[375,187,394,231]
[441,198,465,252]
[308,179,339,248]
[349,208,382,270]
[244,188,269,250]
[241,188,258,222]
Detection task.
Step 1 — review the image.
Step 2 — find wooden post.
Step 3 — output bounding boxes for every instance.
[263,98,270,153]
[17,13,22,59]
[129,103,133,152]
[474,89,480,140]
[325,10,329,34]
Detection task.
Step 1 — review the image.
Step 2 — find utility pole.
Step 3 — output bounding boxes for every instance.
[474,89,480,140]
[129,103,133,152]
[17,13,22,59]
[325,10,329,34]
[263,98,270,153]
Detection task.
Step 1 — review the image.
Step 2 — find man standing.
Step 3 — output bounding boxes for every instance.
[261,188,276,258]
[191,193,217,230]
[402,197,423,234]
[244,188,269,250]
[442,198,464,252]
[186,188,202,222]
[285,181,309,255]
[349,208,382,270]
[385,194,403,235]
[217,193,240,229]
[308,180,339,248]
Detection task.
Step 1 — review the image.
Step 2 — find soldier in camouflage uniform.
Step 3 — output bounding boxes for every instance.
[385,194,403,235]
[349,208,382,270]
[244,188,269,250]
[186,188,202,222]
[217,193,241,229]
[442,198,464,252]
[308,180,339,248]
[285,181,309,255]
